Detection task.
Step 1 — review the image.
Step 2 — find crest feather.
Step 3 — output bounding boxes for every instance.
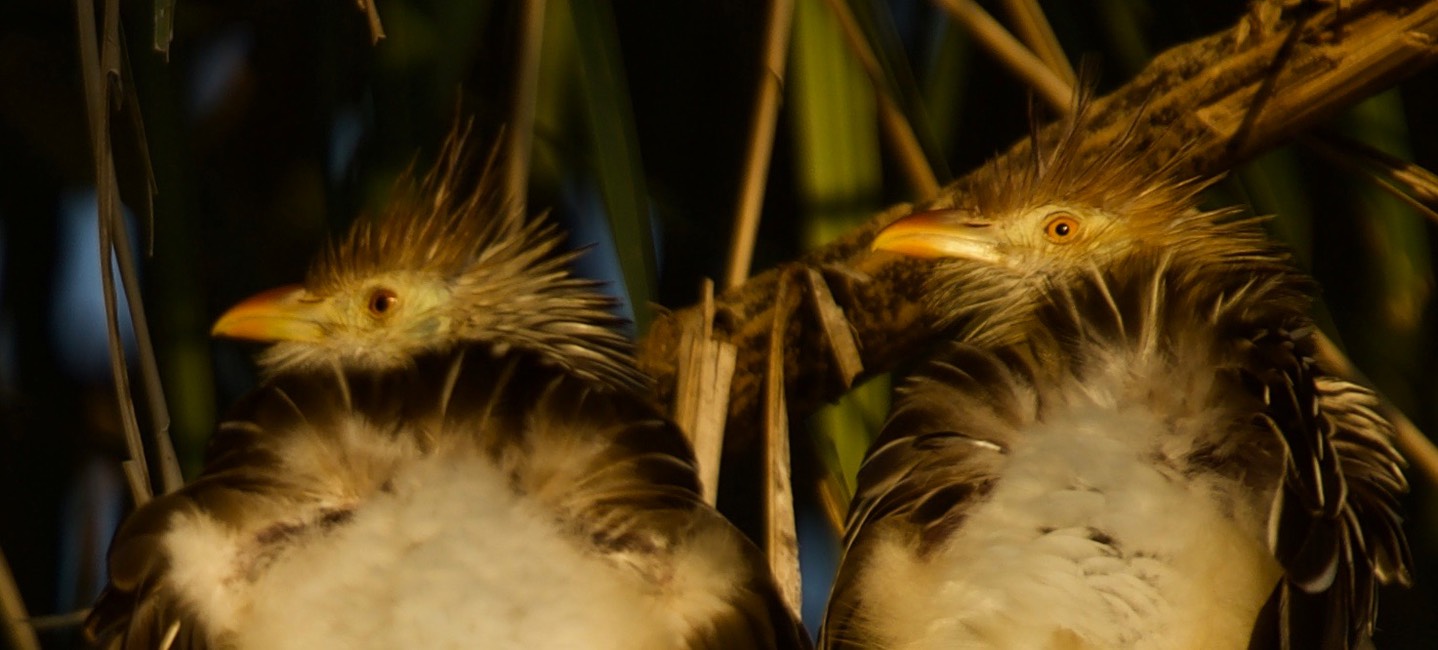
[307,118,518,291]
[955,85,1210,230]
[297,118,648,394]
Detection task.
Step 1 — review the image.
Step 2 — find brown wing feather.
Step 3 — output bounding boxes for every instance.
[820,342,1034,649]
[84,365,358,648]
[1240,328,1411,650]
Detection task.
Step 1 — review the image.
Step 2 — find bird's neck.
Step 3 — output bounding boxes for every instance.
[446,281,651,395]
[973,253,1314,380]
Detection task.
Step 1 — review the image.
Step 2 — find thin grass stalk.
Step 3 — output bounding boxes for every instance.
[1388,408,1438,494]
[933,0,1072,112]
[355,0,385,44]
[507,0,546,216]
[0,548,39,650]
[820,0,939,199]
[25,609,91,631]
[107,30,177,493]
[119,44,157,246]
[152,0,176,55]
[106,6,180,494]
[111,206,183,493]
[724,0,796,289]
[1001,0,1076,86]
[76,0,152,504]
[1300,133,1438,225]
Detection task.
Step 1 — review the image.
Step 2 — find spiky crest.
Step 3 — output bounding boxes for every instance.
[265,119,646,393]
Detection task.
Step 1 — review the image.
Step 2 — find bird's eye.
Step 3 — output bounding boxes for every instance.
[367,288,399,317]
[1044,214,1080,243]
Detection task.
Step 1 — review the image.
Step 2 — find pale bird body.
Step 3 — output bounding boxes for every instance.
[821,97,1410,649]
[841,313,1284,650]
[135,353,766,650]
[87,130,807,649]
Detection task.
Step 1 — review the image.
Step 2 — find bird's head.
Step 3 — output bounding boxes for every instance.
[212,125,645,391]
[212,265,455,368]
[872,97,1299,345]
[871,201,1171,276]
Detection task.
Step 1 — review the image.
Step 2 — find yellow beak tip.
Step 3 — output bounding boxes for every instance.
[211,284,324,343]
[872,210,958,258]
[870,210,1001,262]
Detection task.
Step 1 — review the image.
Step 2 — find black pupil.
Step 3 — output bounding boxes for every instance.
[1053,222,1071,236]
[371,292,395,313]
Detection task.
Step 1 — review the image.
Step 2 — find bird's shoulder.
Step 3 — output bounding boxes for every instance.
[1234,327,1411,650]
[821,342,1033,648]
[423,348,810,648]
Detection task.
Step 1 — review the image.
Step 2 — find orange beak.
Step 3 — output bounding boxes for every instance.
[211,284,327,342]
[871,210,1000,263]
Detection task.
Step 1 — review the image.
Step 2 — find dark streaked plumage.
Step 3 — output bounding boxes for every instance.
[86,125,808,650]
[822,95,1410,649]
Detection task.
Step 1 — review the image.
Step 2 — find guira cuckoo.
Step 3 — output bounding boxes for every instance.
[820,99,1411,650]
[86,128,809,650]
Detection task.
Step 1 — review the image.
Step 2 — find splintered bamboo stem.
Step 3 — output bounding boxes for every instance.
[764,278,803,617]
[672,280,738,505]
